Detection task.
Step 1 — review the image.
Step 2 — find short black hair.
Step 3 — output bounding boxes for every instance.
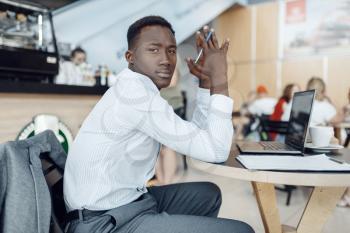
[70,47,85,58]
[127,15,175,49]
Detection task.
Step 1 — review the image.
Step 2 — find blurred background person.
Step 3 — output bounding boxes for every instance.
[282,77,338,126]
[344,88,350,123]
[270,83,300,122]
[338,88,350,207]
[248,85,277,117]
[269,83,300,140]
[55,47,94,86]
[234,91,257,140]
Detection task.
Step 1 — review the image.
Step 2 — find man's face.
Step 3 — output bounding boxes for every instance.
[126,25,177,89]
[72,52,86,66]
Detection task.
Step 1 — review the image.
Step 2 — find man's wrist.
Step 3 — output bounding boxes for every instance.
[199,79,211,89]
[210,76,229,96]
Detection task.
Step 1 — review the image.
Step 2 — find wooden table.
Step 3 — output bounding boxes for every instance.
[188,144,350,233]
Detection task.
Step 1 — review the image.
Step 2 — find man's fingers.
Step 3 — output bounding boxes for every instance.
[186,58,206,77]
[220,38,230,54]
[195,31,201,53]
[207,29,215,49]
[203,25,209,40]
[196,30,208,54]
[211,30,219,49]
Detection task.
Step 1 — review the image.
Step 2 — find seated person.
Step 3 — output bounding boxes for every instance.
[282,77,337,126]
[269,83,300,140]
[63,16,254,233]
[270,83,300,122]
[55,47,94,86]
[338,88,350,207]
[248,85,277,116]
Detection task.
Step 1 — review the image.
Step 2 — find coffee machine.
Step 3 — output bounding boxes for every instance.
[0,0,59,83]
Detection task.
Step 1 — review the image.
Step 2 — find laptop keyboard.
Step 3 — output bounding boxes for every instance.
[259,142,291,151]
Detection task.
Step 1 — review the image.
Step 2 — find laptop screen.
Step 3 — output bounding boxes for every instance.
[285,90,315,151]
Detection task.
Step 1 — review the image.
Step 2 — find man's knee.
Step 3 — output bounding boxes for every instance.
[225,220,255,233]
[200,182,222,202]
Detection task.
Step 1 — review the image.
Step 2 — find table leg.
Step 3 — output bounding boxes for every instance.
[252,182,282,233]
[297,186,346,233]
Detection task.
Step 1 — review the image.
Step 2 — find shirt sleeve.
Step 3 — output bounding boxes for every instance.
[115,85,234,163]
[191,88,211,129]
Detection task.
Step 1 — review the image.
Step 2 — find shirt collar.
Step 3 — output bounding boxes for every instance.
[121,68,159,94]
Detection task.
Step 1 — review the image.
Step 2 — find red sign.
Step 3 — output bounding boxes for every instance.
[286,0,306,24]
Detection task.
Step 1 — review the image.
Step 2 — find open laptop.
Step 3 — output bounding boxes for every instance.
[237,90,315,154]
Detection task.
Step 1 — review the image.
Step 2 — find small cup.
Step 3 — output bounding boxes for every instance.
[309,126,334,147]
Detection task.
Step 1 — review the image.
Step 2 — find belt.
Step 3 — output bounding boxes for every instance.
[66,209,107,222]
[66,194,146,223]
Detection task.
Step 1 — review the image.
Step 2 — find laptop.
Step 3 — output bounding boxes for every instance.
[237,90,315,154]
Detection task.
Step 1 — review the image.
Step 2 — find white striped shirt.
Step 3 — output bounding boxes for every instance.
[63,68,234,211]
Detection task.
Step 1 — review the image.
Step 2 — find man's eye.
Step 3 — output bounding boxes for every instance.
[149,48,159,52]
[168,49,176,54]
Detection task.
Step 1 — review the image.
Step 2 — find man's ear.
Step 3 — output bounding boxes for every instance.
[125,50,134,65]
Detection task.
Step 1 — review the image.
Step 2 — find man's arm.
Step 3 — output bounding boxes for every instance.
[186,27,231,129]
[115,91,233,163]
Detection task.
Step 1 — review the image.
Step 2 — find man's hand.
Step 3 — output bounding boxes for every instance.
[186,26,211,89]
[186,26,230,96]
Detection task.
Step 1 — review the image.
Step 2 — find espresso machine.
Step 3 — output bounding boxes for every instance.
[0,0,59,83]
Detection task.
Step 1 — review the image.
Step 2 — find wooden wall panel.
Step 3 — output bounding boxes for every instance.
[256,62,278,97]
[256,2,278,60]
[281,59,323,92]
[327,58,350,109]
[228,63,252,110]
[214,5,252,62]
[0,94,100,143]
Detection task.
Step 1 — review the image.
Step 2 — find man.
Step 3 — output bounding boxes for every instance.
[55,47,94,86]
[64,16,254,233]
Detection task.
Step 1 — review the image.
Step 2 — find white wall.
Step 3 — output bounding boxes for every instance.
[53,0,246,72]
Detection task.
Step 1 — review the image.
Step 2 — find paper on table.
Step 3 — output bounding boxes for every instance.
[236,154,350,171]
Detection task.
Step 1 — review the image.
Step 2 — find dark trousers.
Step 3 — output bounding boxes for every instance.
[66,182,254,233]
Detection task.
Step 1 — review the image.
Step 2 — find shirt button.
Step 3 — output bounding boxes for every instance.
[137,186,146,192]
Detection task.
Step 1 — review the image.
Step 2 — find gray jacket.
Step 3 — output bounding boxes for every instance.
[0,130,66,233]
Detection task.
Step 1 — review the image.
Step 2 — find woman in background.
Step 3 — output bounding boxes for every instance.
[270,83,300,121]
[282,77,338,125]
[270,83,300,140]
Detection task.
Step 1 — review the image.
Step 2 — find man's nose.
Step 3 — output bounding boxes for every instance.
[159,51,170,66]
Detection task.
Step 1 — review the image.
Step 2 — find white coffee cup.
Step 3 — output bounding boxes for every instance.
[309,126,334,147]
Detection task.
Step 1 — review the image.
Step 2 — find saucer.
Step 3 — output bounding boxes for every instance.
[305,143,344,152]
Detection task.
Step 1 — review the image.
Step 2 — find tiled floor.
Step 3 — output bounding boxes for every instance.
[174,163,350,233]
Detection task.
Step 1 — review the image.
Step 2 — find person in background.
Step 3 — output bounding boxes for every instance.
[269,84,300,140]
[55,47,94,86]
[338,88,350,207]
[282,77,338,126]
[248,85,277,116]
[343,88,350,123]
[270,84,300,122]
[155,68,185,185]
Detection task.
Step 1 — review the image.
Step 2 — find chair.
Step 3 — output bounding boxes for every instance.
[258,118,296,206]
[40,152,66,233]
[344,128,350,148]
[258,119,289,141]
[180,91,188,170]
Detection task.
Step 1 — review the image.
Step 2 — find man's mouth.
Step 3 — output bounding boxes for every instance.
[156,70,172,78]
